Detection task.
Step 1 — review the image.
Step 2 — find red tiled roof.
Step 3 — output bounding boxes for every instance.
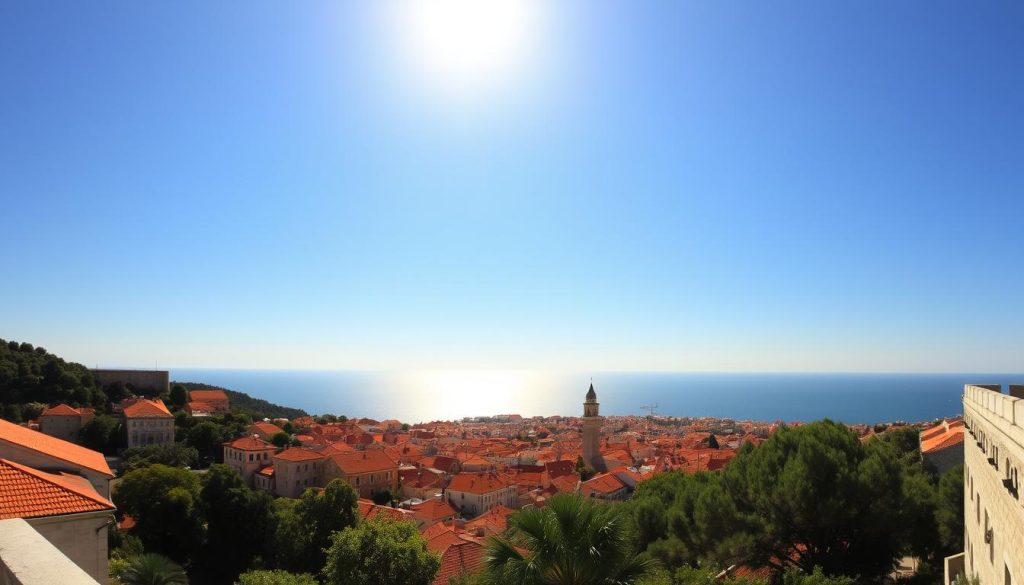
[189,390,228,402]
[411,498,457,522]
[330,450,397,475]
[257,465,275,477]
[251,422,282,437]
[464,505,514,534]
[274,447,324,462]
[0,419,113,477]
[0,458,114,519]
[123,399,172,418]
[41,404,81,417]
[226,436,275,451]
[432,539,487,585]
[921,420,965,454]
[447,472,511,495]
[581,472,628,494]
[357,499,412,522]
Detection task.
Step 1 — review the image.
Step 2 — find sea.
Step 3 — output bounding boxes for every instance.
[167,370,1023,425]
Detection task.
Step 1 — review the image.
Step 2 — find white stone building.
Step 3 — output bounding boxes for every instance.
[951,384,1024,585]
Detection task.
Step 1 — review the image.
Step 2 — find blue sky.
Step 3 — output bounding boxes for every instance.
[2,1,1023,372]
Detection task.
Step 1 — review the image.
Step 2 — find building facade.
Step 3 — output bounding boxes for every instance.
[123,399,174,449]
[325,451,398,499]
[90,369,169,395]
[39,405,94,443]
[223,437,277,486]
[582,383,605,472]
[272,448,326,498]
[444,472,517,518]
[955,384,1024,585]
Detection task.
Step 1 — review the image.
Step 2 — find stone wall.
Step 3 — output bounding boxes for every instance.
[0,518,99,585]
[90,369,169,395]
[26,513,109,583]
[961,384,1024,585]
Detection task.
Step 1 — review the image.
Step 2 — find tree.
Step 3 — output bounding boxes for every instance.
[935,464,964,553]
[273,479,360,574]
[481,493,658,585]
[122,443,199,473]
[271,431,291,448]
[112,464,203,562]
[574,456,595,481]
[322,518,440,585]
[372,489,394,506]
[169,384,188,410]
[197,465,276,582]
[780,567,856,585]
[80,414,120,454]
[720,420,908,580]
[237,570,319,585]
[187,420,225,463]
[116,553,188,585]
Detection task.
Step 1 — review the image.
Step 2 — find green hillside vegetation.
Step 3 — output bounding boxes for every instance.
[0,338,105,422]
[0,337,306,425]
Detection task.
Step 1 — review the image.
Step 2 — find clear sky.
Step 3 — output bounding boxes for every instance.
[2,1,1023,373]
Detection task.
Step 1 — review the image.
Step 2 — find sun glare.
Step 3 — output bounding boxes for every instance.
[397,0,541,93]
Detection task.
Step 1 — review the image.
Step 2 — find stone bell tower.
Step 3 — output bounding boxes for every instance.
[581,382,605,471]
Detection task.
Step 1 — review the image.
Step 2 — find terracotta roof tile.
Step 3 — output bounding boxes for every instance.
[274,447,324,462]
[0,458,114,520]
[123,399,172,418]
[0,419,113,477]
[41,404,82,417]
[189,390,228,402]
[226,436,275,451]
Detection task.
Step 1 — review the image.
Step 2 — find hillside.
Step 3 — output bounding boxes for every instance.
[174,381,307,420]
[0,338,101,422]
[0,337,307,423]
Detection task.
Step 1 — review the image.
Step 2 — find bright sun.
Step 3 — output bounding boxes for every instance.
[397,0,540,92]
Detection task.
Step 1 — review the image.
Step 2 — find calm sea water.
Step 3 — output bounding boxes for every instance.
[168,370,1023,425]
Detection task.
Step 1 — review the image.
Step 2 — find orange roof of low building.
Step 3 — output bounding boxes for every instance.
[274,447,324,462]
[257,465,275,477]
[581,472,628,494]
[189,390,229,403]
[330,450,397,475]
[464,504,514,535]
[41,404,82,417]
[432,539,487,585]
[921,420,965,454]
[0,458,114,520]
[226,436,275,451]
[410,498,458,523]
[0,419,113,477]
[123,399,172,418]
[447,472,512,495]
[251,422,282,437]
[357,499,412,522]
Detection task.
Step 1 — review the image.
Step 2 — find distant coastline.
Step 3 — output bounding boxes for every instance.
[169,369,1012,425]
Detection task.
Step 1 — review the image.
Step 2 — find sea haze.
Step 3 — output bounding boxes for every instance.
[167,370,1019,425]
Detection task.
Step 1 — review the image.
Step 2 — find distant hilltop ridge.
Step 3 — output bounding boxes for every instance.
[0,337,307,422]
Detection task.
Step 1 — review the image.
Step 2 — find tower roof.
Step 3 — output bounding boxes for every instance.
[586,383,597,401]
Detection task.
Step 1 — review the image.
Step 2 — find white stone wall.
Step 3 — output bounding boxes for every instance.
[0,518,100,585]
[25,512,109,583]
[444,485,517,517]
[962,385,1024,585]
[125,417,173,449]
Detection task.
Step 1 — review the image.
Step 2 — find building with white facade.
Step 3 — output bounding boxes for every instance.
[951,384,1024,585]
